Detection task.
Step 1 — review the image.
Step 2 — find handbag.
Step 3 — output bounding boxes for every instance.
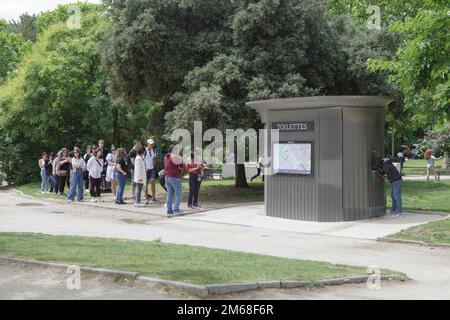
[56,170,68,177]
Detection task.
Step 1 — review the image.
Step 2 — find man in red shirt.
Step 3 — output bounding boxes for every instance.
[164,146,183,215]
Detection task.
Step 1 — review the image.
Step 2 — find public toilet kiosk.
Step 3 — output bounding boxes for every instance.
[248,96,394,222]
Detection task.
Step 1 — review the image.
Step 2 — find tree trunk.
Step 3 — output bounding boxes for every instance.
[234,163,249,188]
[112,106,120,147]
[232,136,249,188]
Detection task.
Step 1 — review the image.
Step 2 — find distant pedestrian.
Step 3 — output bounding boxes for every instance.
[38,153,49,193]
[397,151,405,170]
[83,145,93,190]
[144,139,159,204]
[134,147,147,208]
[52,150,61,194]
[185,151,205,209]
[378,158,403,217]
[55,148,70,196]
[87,150,104,202]
[250,156,265,182]
[424,149,442,181]
[67,149,86,203]
[106,145,117,200]
[115,148,129,205]
[128,140,142,201]
[164,145,183,215]
[46,153,56,193]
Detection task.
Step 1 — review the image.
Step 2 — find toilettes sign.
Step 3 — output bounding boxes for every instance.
[272,121,315,132]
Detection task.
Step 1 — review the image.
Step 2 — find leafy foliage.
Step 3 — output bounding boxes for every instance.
[368,0,449,127]
[0,4,154,184]
[0,20,30,85]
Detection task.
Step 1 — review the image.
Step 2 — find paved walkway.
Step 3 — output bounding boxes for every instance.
[0,190,449,299]
[403,175,450,181]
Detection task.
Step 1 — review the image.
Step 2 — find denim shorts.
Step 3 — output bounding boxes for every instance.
[146,169,157,180]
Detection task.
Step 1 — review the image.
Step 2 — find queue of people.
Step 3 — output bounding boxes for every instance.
[38,139,206,214]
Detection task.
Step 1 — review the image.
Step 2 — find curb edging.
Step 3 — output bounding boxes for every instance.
[377,237,450,248]
[0,256,402,297]
[137,276,209,298]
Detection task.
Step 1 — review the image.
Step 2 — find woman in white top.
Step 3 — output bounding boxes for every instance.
[424,149,443,181]
[106,146,117,199]
[133,147,147,207]
[86,150,104,202]
[67,149,86,202]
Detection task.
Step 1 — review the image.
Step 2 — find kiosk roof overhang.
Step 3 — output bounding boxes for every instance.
[247,96,394,112]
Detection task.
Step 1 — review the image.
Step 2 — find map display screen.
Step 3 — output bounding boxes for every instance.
[273,143,312,175]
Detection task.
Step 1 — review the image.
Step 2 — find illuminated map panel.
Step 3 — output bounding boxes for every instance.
[273,143,312,175]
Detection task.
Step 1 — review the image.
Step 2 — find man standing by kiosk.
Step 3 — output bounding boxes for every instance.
[379,158,403,217]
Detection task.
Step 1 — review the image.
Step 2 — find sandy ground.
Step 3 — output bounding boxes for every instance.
[0,261,192,300]
[0,190,449,300]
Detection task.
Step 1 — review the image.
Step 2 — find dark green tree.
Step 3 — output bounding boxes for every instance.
[103,0,397,187]
[0,4,154,184]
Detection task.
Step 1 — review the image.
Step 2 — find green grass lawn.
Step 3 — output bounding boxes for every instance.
[15,178,264,204]
[386,218,450,245]
[385,180,450,213]
[0,233,403,284]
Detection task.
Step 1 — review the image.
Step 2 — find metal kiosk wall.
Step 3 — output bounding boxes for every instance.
[248,96,394,222]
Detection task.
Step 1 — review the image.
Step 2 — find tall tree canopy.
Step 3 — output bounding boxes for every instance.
[103,0,396,186]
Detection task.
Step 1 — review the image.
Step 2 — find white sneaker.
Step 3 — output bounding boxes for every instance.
[134,203,145,208]
[91,198,97,203]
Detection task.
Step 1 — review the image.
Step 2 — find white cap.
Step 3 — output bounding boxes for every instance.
[147,139,155,145]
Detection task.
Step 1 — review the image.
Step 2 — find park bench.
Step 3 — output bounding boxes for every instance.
[203,168,223,180]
